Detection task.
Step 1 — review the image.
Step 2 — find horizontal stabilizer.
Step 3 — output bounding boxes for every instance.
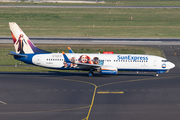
[8,51,27,57]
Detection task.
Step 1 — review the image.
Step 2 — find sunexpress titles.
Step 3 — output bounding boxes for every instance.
[117,55,148,61]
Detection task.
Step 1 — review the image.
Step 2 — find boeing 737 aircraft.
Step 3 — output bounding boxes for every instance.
[9,22,175,77]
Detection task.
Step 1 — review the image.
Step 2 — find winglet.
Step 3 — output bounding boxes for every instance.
[68,47,74,53]
[62,51,71,63]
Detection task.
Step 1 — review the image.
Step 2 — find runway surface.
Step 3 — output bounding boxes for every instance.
[1,37,180,45]
[0,45,180,120]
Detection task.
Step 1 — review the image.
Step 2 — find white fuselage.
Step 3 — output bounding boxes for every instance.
[31,53,175,72]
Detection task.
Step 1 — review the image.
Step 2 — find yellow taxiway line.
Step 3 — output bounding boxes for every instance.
[97,91,124,94]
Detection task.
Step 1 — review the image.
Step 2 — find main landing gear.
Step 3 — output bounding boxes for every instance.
[88,72,93,77]
[88,69,94,77]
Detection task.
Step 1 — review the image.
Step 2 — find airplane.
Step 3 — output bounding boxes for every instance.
[8,22,175,77]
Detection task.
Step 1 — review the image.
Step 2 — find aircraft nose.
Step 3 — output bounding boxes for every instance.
[169,62,175,69]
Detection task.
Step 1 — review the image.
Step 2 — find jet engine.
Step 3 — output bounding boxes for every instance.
[100,66,118,75]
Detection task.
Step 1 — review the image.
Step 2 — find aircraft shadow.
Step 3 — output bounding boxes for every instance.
[0,71,155,77]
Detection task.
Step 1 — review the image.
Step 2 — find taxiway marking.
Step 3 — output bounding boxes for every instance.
[110,91,124,94]
[97,91,110,94]
[97,91,124,94]
[36,89,154,92]
[0,105,90,115]
[82,75,179,120]
[0,101,7,105]
[83,86,97,120]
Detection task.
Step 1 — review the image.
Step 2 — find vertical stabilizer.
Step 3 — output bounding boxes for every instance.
[9,22,49,54]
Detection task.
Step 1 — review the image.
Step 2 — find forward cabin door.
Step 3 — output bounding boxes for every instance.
[37,56,41,64]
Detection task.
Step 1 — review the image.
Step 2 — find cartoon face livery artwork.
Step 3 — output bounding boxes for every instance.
[71,57,77,68]
[98,60,104,65]
[63,61,68,68]
[92,57,104,65]
[78,55,104,65]
[62,55,104,69]
[93,57,99,65]
[78,55,92,64]
[62,57,76,68]
[162,63,166,68]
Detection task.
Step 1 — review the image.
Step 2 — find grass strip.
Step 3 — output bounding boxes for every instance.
[0,8,180,38]
[0,1,180,6]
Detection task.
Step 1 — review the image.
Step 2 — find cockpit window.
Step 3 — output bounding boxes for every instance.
[162,60,168,62]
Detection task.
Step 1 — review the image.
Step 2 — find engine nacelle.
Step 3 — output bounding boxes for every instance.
[100,66,118,75]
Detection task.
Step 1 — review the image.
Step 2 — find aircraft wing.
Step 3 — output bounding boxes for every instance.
[75,62,101,69]
[62,51,101,69]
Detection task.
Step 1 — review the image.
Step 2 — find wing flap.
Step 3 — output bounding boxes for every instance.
[75,62,101,69]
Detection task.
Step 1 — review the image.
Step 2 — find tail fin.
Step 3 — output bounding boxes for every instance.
[9,22,49,54]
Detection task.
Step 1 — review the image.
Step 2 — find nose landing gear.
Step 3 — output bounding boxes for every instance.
[155,73,159,77]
